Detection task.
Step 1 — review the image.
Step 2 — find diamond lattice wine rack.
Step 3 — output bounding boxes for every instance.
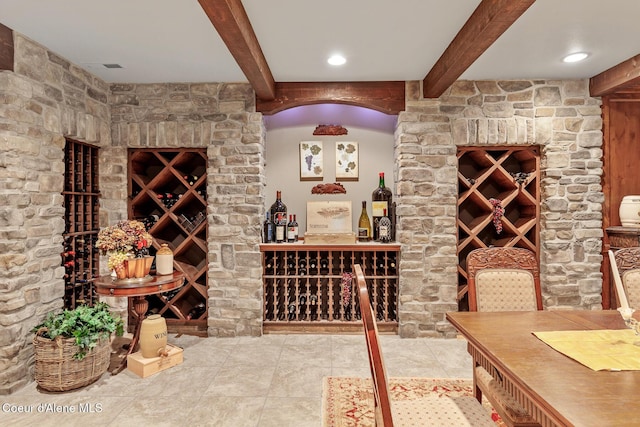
[456,146,540,309]
[128,148,208,335]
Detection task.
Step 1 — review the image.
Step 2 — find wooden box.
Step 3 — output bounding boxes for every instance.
[127,344,183,378]
[306,201,352,234]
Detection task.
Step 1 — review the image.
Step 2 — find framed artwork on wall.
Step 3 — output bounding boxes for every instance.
[300,141,323,180]
[336,141,359,180]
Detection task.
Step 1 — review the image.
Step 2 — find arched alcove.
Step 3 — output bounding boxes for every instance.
[263,104,397,234]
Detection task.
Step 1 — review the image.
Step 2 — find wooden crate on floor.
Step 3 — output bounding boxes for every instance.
[127,344,183,378]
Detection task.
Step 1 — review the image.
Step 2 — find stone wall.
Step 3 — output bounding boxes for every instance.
[396,80,603,338]
[107,83,265,337]
[0,34,111,394]
[0,31,607,394]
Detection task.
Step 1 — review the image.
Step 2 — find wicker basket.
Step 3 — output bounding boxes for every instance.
[33,329,110,392]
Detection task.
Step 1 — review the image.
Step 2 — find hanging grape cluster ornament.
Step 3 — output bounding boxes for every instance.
[341,272,353,307]
[489,198,505,234]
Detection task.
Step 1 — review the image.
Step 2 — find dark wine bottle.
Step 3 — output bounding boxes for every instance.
[187,303,206,320]
[298,258,307,275]
[377,208,392,243]
[372,172,392,241]
[286,253,296,271]
[139,214,159,230]
[388,256,397,273]
[275,213,286,243]
[269,190,287,226]
[264,254,274,271]
[287,214,299,243]
[263,212,274,243]
[308,257,318,274]
[319,257,329,273]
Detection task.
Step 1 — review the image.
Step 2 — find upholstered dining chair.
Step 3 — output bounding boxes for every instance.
[353,264,495,427]
[464,248,542,427]
[609,247,640,309]
[466,247,542,312]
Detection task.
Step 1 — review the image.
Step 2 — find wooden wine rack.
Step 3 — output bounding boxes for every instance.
[457,146,540,309]
[62,139,101,309]
[128,148,208,336]
[261,243,400,333]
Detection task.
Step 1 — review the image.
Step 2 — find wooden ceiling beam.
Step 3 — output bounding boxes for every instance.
[198,0,276,100]
[590,54,640,97]
[422,0,535,98]
[0,23,14,72]
[256,81,405,115]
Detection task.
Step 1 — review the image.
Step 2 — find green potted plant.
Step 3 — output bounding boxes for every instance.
[32,302,124,391]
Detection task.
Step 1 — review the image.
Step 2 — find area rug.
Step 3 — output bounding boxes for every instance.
[322,376,504,427]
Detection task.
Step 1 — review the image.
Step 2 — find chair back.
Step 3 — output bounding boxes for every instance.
[354,264,394,427]
[612,248,640,309]
[466,247,542,312]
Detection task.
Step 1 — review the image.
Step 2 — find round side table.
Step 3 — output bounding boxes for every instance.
[95,271,185,374]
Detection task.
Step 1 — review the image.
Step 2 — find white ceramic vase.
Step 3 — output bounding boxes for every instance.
[619,195,640,227]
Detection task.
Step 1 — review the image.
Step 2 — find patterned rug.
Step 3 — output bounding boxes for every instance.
[321,376,504,426]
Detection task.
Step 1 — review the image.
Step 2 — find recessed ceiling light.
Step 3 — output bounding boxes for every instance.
[328,54,346,66]
[563,52,588,63]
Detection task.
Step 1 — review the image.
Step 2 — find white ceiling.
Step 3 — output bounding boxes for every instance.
[2,0,640,87]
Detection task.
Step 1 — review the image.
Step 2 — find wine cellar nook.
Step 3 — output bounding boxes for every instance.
[456,146,541,310]
[62,139,101,309]
[128,149,209,335]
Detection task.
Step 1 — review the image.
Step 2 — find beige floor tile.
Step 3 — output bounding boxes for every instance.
[6,333,473,426]
[259,397,321,427]
[188,396,265,427]
[269,365,331,398]
[204,364,276,397]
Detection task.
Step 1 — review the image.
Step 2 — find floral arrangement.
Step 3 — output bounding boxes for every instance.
[95,220,152,270]
[489,198,505,234]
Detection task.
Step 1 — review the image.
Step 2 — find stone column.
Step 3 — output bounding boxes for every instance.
[395,80,603,337]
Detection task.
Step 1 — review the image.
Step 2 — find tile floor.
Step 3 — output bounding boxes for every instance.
[2,333,472,427]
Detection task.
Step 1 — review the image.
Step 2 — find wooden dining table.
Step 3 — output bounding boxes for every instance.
[446,310,640,427]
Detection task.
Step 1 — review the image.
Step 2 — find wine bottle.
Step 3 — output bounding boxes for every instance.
[308,257,318,274]
[286,214,294,243]
[357,200,372,242]
[269,190,287,225]
[139,214,159,230]
[264,254,274,271]
[377,208,392,243]
[372,172,392,241]
[286,253,296,271]
[275,213,286,243]
[298,258,307,275]
[287,214,299,243]
[319,257,329,273]
[388,256,397,273]
[263,212,274,243]
[187,303,206,320]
